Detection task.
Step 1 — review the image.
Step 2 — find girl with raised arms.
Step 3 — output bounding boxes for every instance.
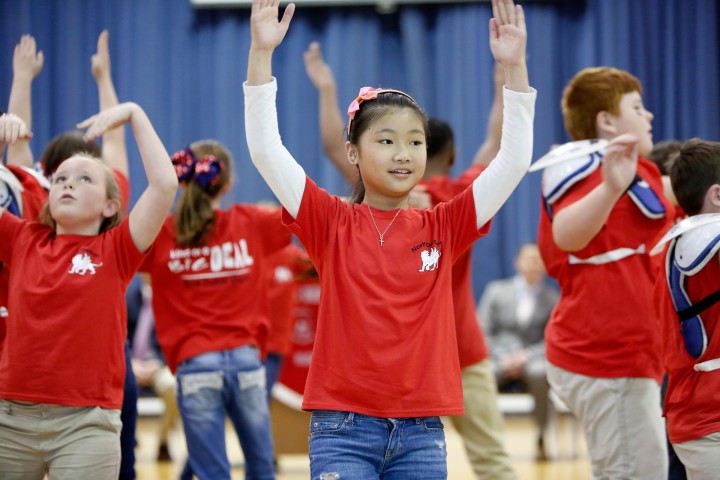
[244,0,535,477]
[0,103,177,479]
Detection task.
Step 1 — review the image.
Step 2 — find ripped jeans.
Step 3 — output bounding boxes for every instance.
[176,345,275,480]
[308,411,447,480]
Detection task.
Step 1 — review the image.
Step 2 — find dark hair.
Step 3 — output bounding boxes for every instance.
[562,67,643,141]
[427,118,454,159]
[346,91,428,204]
[174,139,233,246]
[647,140,682,175]
[668,138,720,216]
[41,131,102,175]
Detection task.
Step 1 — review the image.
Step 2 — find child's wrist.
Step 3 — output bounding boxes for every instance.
[249,43,276,56]
[12,72,35,83]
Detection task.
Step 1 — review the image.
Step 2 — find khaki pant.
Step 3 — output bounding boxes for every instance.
[673,431,720,480]
[450,359,517,480]
[153,365,181,443]
[0,400,121,480]
[547,363,668,480]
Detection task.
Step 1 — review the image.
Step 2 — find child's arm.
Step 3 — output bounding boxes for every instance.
[472,64,505,167]
[78,103,178,251]
[245,0,307,218]
[92,30,129,179]
[472,0,534,228]
[551,134,639,251]
[246,0,295,88]
[6,35,43,168]
[303,42,356,183]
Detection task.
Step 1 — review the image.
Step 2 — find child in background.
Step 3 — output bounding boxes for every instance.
[244,0,535,477]
[0,37,50,360]
[0,111,38,356]
[478,243,559,460]
[653,139,720,480]
[270,244,319,406]
[648,138,688,480]
[0,101,177,479]
[139,140,290,479]
[537,66,674,478]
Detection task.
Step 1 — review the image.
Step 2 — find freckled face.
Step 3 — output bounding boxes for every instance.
[355,108,427,206]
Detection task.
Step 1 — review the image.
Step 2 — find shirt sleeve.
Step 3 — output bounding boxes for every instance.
[255,207,292,256]
[244,79,307,219]
[109,217,147,281]
[472,87,536,228]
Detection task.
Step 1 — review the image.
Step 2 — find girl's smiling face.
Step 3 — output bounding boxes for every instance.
[353,108,427,209]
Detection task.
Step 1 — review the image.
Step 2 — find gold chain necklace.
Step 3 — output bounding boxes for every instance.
[366,203,402,247]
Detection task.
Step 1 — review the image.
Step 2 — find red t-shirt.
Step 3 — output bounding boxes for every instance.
[140,205,291,372]
[276,249,320,399]
[0,169,129,355]
[0,215,143,409]
[284,178,490,417]
[265,243,307,356]
[656,246,720,443]
[539,158,673,379]
[421,164,490,368]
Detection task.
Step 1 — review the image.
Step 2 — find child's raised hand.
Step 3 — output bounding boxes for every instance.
[0,113,32,144]
[489,0,526,67]
[77,102,137,142]
[304,42,335,90]
[250,0,296,52]
[602,133,640,194]
[91,30,111,81]
[13,35,44,81]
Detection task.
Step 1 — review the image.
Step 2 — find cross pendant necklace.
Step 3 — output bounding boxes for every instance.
[366,203,402,247]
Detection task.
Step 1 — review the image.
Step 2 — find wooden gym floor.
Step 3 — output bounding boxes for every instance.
[133,412,591,479]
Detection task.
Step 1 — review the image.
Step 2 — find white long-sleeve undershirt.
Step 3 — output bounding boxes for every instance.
[244,78,536,227]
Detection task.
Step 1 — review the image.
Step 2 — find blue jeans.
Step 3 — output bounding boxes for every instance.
[263,353,284,405]
[308,411,447,480]
[176,345,275,480]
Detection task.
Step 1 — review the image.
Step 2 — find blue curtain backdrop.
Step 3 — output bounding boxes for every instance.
[1,0,719,300]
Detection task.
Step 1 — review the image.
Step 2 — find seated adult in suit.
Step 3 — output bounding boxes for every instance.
[478,243,559,459]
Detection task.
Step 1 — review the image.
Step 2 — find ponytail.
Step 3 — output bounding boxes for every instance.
[172,140,233,246]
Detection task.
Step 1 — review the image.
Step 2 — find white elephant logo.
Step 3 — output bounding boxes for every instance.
[68,253,103,275]
[419,248,441,272]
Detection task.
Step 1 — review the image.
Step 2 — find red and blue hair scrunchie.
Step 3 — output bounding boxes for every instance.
[171,147,224,189]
